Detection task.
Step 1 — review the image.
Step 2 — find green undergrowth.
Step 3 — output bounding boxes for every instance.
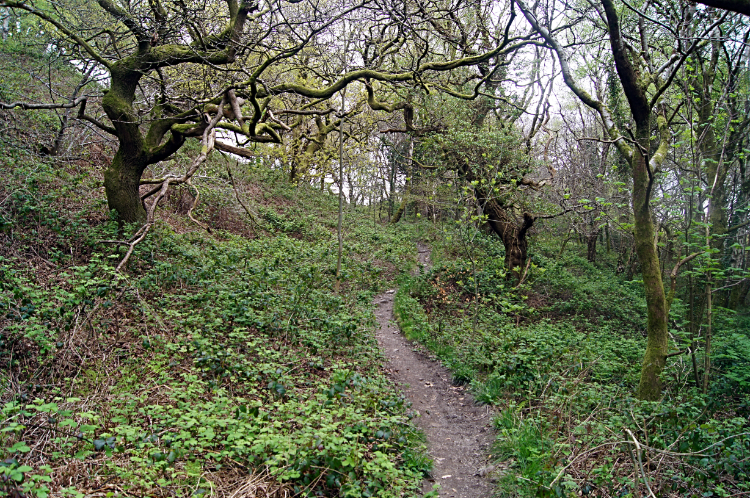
[0,42,98,156]
[0,142,431,497]
[394,229,750,497]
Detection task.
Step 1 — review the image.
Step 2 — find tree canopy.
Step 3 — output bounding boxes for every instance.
[2,0,750,404]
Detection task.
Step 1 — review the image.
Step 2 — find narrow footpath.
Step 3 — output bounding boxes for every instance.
[374,244,496,498]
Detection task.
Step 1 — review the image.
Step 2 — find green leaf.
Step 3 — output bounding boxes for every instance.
[10,442,31,453]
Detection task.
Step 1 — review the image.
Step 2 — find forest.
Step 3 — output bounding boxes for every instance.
[0,0,748,496]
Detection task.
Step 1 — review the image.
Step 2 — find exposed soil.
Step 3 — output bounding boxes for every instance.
[374,244,496,497]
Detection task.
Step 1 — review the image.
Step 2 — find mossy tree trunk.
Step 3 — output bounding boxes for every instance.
[390,137,413,224]
[288,114,340,183]
[390,182,409,224]
[26,0,253,224]
[102,65,152,223]
[101,62,189,223]
[602,0,673,399]
[631,124,669,401]
[517,0,675,400]
[104,151,149,223]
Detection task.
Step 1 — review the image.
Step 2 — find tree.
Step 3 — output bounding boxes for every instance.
[515,0,734,399]
[377,14,560,277]
[679,19,750,307]
[698,0,750,16]
[1,0,530,226]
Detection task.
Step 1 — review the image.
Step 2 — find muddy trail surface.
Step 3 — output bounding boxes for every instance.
[374,244,496,498]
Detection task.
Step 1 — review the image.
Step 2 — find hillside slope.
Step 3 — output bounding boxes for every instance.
[0,46,436,496]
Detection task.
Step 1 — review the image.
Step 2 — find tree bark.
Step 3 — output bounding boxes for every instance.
[631,125,669,401]
[104,151,149,223]
[390,193,408,224]
[390,137,413,224]
[1,8,10,41]
[605,224,611,253]
[484,199,535,280]
[101,64,151,223]
[586,231,598,263]
[516,0,673,399]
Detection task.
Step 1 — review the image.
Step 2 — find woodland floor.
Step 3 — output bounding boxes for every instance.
[374,244,497,498]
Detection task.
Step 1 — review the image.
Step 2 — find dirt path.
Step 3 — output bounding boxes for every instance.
[374,244,496,497]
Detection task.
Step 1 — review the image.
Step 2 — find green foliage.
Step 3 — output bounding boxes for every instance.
[395,233,750,497]
[493,404,556,497]
[0,41,96,152]
[416,127,538,212]
[532,252,648,331]
[713,331,750,399]
[0,139,430,497]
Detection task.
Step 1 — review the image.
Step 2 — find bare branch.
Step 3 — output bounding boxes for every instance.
[0,1,111,68]
[666,251,703,312]
[1,96,86,110]
[224,158,261,228]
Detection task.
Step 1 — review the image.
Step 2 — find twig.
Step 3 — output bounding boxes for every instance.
[625,428,657,498]
[641,432,750,458]
[665,347,692,359]
[225,160,262,228]
[711,277,749,293]
[514,257,533,288]
[13,422,94,444]
[548,441,626,487]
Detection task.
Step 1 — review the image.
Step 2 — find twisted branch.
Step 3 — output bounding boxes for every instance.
[114,95,226,271]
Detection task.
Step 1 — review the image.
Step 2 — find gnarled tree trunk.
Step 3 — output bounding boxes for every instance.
[484,199,535,280]
[104,151,149,223]
[102,65,152,224]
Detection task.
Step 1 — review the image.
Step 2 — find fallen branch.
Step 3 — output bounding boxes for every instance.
[549,430,750,491]
[625,428,657,498]
[548,441,626,488]
[185,178,212,233]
